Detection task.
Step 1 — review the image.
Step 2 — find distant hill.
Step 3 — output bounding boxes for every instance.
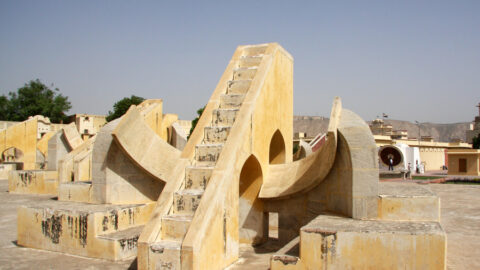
[293,116,470,142]
[293,116,330,138]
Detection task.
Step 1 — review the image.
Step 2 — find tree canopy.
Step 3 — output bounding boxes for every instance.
[0,79,71,123]
[106,95,145,122]
[188,106,205,140]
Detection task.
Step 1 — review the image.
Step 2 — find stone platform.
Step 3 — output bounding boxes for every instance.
[268,182,445,270]
[8,170,58,195]
[271,214,446,270]
[378,182,440,221]
[17,198,154,260]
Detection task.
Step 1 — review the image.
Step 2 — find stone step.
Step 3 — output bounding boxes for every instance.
[97,225,144,260]
[227,79,252,94]
[220,94,245,109]
[195,143,223,166]
[233,67,257,80]
[173,189,204,214]
[161,214,193,241]
[149,240,182,270]
[204,126,231,143]
[243,45,268,56]
[212,109,238,127]
[238,56,263,68]
[185,166,214,190]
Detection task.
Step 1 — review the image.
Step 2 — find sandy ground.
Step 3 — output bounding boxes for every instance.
[1,180,479,269]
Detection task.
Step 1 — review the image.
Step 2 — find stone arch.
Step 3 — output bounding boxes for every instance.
[269,130,286,164]
[239,154,266,245]
[2,147,23,162]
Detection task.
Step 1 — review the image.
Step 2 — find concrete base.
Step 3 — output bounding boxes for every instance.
[17,199,155,260]
[58,181,92,203]
[0,163,17,179]
[378,182,440,221]
[8,170,58,195]
[379,170,409,179]
[271,214,446,270]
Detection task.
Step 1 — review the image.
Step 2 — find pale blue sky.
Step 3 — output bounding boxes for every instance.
[1,1,479,123]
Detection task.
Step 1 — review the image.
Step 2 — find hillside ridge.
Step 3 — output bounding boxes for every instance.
[293,115,470,142]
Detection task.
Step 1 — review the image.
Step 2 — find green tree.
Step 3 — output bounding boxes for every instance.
[188,106,205,140]
[0,79,71,123]
[473,135,480,149]
[106,95,145,122]
[0,95,8,120]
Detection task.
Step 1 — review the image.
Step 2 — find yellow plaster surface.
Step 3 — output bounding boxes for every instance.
[62,123,84,150]
[8,170,58,195]
[58,135,96,183]
[112,105,182,183]
[0,117,40,170]
[447,149,480,176]
[260,98,341,198]
[17,202,155,260]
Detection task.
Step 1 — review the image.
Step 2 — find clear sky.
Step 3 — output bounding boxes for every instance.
[0,1,479,123]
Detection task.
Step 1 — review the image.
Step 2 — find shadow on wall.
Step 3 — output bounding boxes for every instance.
[239,155,265,245]
[106,141,165,202]
[269,130,286,164]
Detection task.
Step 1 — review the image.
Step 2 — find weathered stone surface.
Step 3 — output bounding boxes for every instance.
[185,166,213,190]
[149,240,181,270]
[242,45,268,56]
[173,189,203,214]
[161,214,193,241]
[378,182,440,221]
[233,67,257,80]
[17,198,154,260]
[58,181,92,203]
[8,170,58,195]
[204,126,231,143]
[238,55,263,68]
[212,109,238,126]
[220,94,245,109]
[195,144,223,166]
[289,214,446,270]
[227,79,252,94]
[47,130,71,171]
[0,116,57,170]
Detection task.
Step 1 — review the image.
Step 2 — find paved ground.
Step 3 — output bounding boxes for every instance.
[1,179,479,269]
[429,183,480,270]
[0,180,135,270]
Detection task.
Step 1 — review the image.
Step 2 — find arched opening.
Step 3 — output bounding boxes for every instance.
[269,130,286,164]
[239,155,266,245]
[1,147,23,162]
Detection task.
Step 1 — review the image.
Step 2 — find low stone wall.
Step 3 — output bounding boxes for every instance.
[8,170,58,195]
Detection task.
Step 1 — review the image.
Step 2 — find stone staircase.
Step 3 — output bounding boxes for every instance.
[149,44,268,269]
